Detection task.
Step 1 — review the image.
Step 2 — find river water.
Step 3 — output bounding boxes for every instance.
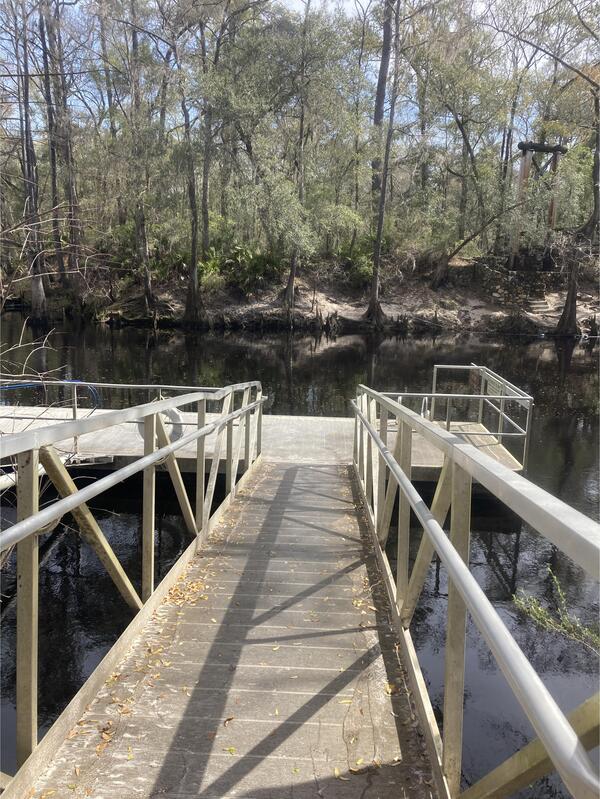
[1,316,598,795]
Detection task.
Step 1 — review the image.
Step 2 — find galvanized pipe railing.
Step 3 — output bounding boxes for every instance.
[352,385,599,799]
[0,380,265,772]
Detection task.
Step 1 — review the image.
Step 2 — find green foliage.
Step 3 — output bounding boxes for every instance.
[199,245,282,294]
[513,568,600,655]
[222,246,282,292]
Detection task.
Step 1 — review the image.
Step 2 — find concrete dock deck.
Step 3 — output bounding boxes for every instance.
[0,407,521,481]
[29,461,436,798]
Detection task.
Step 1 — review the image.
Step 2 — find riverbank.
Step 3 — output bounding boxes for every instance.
[6,262,600,337]
[89,274,600,337]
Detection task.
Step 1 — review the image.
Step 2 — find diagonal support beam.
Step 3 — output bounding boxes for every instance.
[39,446,142,611]
[400,457,452,628]
[156,415,197,536]
[460,692,600,799]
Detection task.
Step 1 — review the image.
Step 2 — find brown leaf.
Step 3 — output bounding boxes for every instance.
[223,717,234,727]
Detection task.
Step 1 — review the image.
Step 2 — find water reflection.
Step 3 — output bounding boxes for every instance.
[1,316,598,794]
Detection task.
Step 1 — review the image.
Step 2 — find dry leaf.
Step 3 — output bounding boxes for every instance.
[223,717,234,727]
[334,767,350,781]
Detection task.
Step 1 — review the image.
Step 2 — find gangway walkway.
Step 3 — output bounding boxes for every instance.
[27,461,435,798]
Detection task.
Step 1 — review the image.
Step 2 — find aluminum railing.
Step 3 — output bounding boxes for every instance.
[383,363,534,469]
[0,380,265,773]
[352,384,599,799]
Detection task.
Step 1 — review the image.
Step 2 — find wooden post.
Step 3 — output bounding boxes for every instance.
[196,399,206,533]
[442,462,472,796]
[16,449,39,767]
[478,372,485,424]
[431,366,438,421]
[244,394,251,473]
[142,414,156,601]
[226,417,234,496]
[358,395,365,481]
[498,386,505,445]
[365,398,376,512]
[256,389,263,458]
[39,446,143,611]
[155,416,197,536]
[396,420,413,607]
[401,458,452,627]
[376,407,388,532]
[72,385,78,454]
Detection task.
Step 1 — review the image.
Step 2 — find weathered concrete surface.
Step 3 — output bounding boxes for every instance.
[0,407,520,480]
[30,462,436,798]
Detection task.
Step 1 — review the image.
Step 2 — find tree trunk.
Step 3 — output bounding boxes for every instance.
[129,0,153,313]
[283,0,310,311]
[176,51,203,324]
[365,0,400,327]
[46,0,81,291]
[201,106,212,260]
[18,0,46,321]
[371,0,393,205]
[98,7,126,226]
[555,261,579,337]
[39,4,66,287]
[580,90,599,244]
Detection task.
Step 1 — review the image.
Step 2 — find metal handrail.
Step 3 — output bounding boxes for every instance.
[0,376,260,395]
[352,397,599,799]
[384,392,529,436]
[0,397,264,552]
[0,381,261,459]
[357,386,598,581]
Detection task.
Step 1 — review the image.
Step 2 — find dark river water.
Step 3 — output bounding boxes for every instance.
[1,316,598,795]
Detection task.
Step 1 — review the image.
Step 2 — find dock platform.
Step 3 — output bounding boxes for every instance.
[0,407,521,482]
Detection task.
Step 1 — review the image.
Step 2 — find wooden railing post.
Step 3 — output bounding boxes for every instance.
[142,414,156,601]
[256,389,263,458]
[396,420,412,608]
[358,394,365,481]
[376,407,388,532]
[446,397,452,431]
[478,373,486,423]
[16,449,39,767]
[226,416,234,496]
[196,399,206,532]
[71,385,78,454]
[365,398,375,511]
[442,462,472,796]
[498,385,506,444]
[244,395,251,472]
